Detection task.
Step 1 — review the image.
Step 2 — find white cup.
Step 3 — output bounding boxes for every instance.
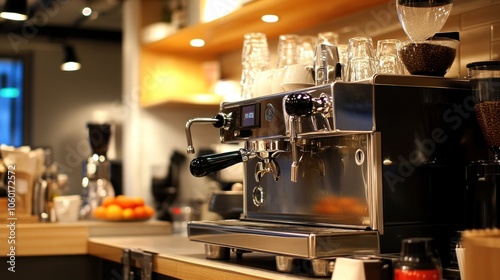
[54,195,81,223]
[255,69,274,97]
[271,67,287,93]
[281,63,314,91]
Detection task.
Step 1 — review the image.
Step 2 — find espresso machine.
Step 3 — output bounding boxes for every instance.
[184,74,487,277]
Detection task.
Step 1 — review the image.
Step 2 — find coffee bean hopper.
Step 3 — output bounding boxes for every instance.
[184,74,487,277]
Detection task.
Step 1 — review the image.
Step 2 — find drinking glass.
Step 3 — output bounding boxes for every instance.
[347,37,376,82]
[276,34,299,68]
[240,32,270,99]
[296,36,316,65]
[376,39,404,74]
[314,32,340,85]
[272,34,299,93]
[337,44,348,81]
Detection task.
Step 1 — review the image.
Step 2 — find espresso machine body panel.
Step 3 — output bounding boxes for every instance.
[367,75,487,259]
[243,133,377,229]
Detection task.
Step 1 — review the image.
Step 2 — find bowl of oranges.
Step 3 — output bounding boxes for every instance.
[92,195,155,221]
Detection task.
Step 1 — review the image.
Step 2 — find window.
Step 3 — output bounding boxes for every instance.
[0,57,24,147]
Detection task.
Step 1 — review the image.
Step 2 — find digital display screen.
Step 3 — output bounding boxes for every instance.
[240,103,260,128]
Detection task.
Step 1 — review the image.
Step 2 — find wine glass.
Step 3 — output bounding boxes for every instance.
[396,0,453,41]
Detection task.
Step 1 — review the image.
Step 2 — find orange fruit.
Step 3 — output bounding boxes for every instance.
[133,206,147,219]
[115,195,134,209]
[102,196,115,207]
[106,204,123,220]
[131,196,145,208]
[143,205,155,218]
[93,206,107,219]
[122,208,135,220]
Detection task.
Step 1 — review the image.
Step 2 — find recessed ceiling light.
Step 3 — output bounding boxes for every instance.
[261,14,279,23]
[82,7,92,17]
[190,39,205,47]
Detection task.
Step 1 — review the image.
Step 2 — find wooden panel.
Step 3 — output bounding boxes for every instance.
[142,0,391,55]
[139,49,222,107]
[0,223,89,256]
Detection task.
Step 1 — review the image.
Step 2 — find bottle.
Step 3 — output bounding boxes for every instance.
[394,238,442,280]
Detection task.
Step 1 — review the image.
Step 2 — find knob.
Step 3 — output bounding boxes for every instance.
[284,93,313,117]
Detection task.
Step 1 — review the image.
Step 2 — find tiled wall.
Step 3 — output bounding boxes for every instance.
[458,0,500,74]
[220,0,500,80]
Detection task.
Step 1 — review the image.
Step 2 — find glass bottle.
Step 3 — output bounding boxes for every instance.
[394,238,442,280]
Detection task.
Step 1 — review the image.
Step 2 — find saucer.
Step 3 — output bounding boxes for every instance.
[281,82,315,91]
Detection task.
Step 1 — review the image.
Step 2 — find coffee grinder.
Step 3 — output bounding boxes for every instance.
[80,122,115,219]
[466,61,500,229]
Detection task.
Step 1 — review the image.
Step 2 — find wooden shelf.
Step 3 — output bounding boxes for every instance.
[138,0,390,107]
[143,0,391,56]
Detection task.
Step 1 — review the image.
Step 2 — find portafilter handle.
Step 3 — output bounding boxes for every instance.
[190,149,251,177]
[185,113,231,154]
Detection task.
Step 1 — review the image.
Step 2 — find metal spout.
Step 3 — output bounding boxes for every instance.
[185,113,231,154]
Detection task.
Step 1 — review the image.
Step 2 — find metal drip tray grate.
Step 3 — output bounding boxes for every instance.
[187,220,379,259]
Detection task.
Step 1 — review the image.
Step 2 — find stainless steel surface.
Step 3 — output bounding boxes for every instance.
[188,220,379,258]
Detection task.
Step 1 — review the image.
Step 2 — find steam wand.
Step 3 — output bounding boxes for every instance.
[185,113,232,154]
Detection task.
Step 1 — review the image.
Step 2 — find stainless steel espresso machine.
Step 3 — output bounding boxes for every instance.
[184,74,487,277]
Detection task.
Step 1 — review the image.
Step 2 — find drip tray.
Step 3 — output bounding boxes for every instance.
[187,220,379,259]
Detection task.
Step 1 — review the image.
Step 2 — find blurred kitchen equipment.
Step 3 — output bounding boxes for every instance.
[346,37,376,81]
[208,189,243,219]
[240,32,270,100]
[184,74,487,276]
[152,150,186,221]
[465,61,500,230]
[33,147,66,222]
[80,122,115,220]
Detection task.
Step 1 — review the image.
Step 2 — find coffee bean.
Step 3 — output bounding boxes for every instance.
[475,101,500,148]
[399,42,456,76]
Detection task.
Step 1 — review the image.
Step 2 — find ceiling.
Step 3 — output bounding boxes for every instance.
[0,0,123,42]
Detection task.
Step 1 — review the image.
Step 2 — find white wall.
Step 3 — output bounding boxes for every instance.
[122,0,220,207]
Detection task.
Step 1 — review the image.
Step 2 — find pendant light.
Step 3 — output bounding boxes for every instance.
[61,45,81,71]
[0,0,28,21]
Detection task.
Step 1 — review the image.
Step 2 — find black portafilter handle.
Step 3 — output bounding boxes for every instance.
[190,150,245,177]
[284,92,314,117]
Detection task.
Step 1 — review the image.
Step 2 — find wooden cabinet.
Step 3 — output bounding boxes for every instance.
[139,0,390,107]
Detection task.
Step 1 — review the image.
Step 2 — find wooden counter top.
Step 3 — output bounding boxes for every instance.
[88,235,315,280]
[0,220,170,256]
[0,220,316,279]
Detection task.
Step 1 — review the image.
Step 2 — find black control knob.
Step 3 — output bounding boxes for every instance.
[284,93,313,117]
[190,150,244,177]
